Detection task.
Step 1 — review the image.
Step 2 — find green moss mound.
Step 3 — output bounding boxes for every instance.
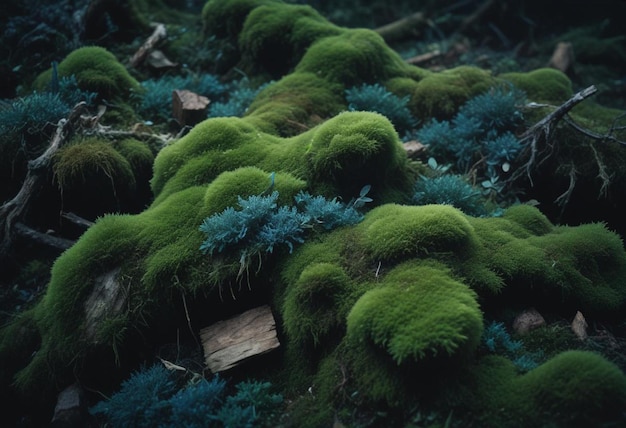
[500,68,573,103]
[347,261,483,365]
[34,46,140,99]
[360,204,477,262]
[501,204,553,236]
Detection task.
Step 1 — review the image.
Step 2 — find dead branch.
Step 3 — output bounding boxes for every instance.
[510,85,598,186]
[563,111,626,146]
[129,23,167,68]
[61,211,95,231]
[0,102,88,261]
[14,223,74,251]
[458,0,497,34]
[375,12,430,43]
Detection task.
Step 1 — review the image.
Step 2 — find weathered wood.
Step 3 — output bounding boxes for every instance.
[129,23,167,68]
[172,89,210,127]
[375,11,429,43]
[14,222,74,251]
[200,305,280,373]
[61,211,94,231]
[83,267,126,341]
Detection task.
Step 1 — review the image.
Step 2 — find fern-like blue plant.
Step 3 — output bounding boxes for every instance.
[412,174,487,217]
[482,321,543,372]
[345,83,417,137]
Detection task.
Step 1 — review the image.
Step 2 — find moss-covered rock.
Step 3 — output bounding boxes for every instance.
[500,68,573,103]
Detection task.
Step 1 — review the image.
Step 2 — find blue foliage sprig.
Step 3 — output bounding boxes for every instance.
[90,364,283,428]
[199,185,371,268]
[345,83,418,138]
[482,321,543,372]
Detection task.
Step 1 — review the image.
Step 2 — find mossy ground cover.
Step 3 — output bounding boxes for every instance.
[1,0,626,426]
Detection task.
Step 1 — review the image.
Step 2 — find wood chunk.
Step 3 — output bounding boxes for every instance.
[548,41,575,74]
[571,310,588,341]
[172,89,210,127]
[83,267,125,341]
[200,305,280,373]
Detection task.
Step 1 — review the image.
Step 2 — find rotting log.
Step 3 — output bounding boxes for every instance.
[200,305,280,373]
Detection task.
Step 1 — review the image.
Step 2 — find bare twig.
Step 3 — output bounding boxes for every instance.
[0,102,88,260]
[375,12,430,43]
[129,23,167,68]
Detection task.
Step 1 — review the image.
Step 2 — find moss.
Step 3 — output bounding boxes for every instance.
[502,204,553,236]
[303,111,412,202]
[34,46,140,100]
[282,263,357,348]
[347,261,482,366]
[202,0,279,39]
[500,68,573,103]
[239,3,343,77]
[53,138,137,217]
[203,167,305,214]
[409,65,494,121]
[0,309,40,392]
[295,29,415,87]
[246,72,345,136]
[359,204,478,262]
[516,350,626,426]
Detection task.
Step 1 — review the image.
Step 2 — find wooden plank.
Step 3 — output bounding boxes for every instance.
[200,305,280,373]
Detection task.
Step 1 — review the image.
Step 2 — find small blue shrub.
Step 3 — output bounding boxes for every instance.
[345,83,418,137]
[136,73,227,121]
[90,365,283,428]
[482,321,542,372]
[0,92,70,136]
[208,82,270,118]
[90,364,178,428]
[412,174,487,217]
[199,187,369,267]
[416,84,526,173]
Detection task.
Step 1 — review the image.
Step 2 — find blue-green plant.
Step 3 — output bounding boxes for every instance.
[412,174,487,217]
[207,81,270,118]
[136,73,227,121]
[199,186,370,269]
[482,321,543,372]
[345,83,418,137]
[90,364,283,428]
[417,84,526,175]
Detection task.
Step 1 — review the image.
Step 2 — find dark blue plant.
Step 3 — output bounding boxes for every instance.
[166,377,226,427]
[208,81,271,118]
[215,380,283,428]
[345,83,418,137]
[0,92,70,136]
[457,84,526,132]
[90,364,178,428]
[199,186,370,267]
[412,174,487,217]
[482,321,542,372]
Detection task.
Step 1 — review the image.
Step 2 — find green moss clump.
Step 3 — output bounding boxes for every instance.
[517,350,626,426]
[500,68,573,103]
[239,3,343,77]
[202,166,306,213]
[295,29,414,87]
[502,204,553,236]
[246,72,345,136]
[34,46,140,100]
[346,261,483,366]
[359,204,477,262]
[282,263,357,348]
[202,0,278,39]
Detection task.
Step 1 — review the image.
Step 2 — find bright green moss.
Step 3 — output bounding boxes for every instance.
[359,204,477,262]
[112,138,154,174]
[202,167,306,214]
[246,72,345,136]
[202,0,278,39]
[516,350,626,426]
[502,204,553,236]
[500,68,573,103]
[409,65,494,121]
[53,139,136,193]
[304,111,412,202]
[295,29,415,87]
[534,223,626,315]
[282,263,357,348]
[347,261,483,365]
[239,3,343,77]
[34,46,140,100]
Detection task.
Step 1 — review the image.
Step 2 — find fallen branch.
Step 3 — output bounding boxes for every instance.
[14,223,74,251]
[375,12,430,43]
[511,85,598,186]
[0,102,88,261]
[129,23,167,68]
[61,211,94,231]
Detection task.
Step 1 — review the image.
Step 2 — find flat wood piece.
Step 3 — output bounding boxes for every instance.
[200,305,280,373]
